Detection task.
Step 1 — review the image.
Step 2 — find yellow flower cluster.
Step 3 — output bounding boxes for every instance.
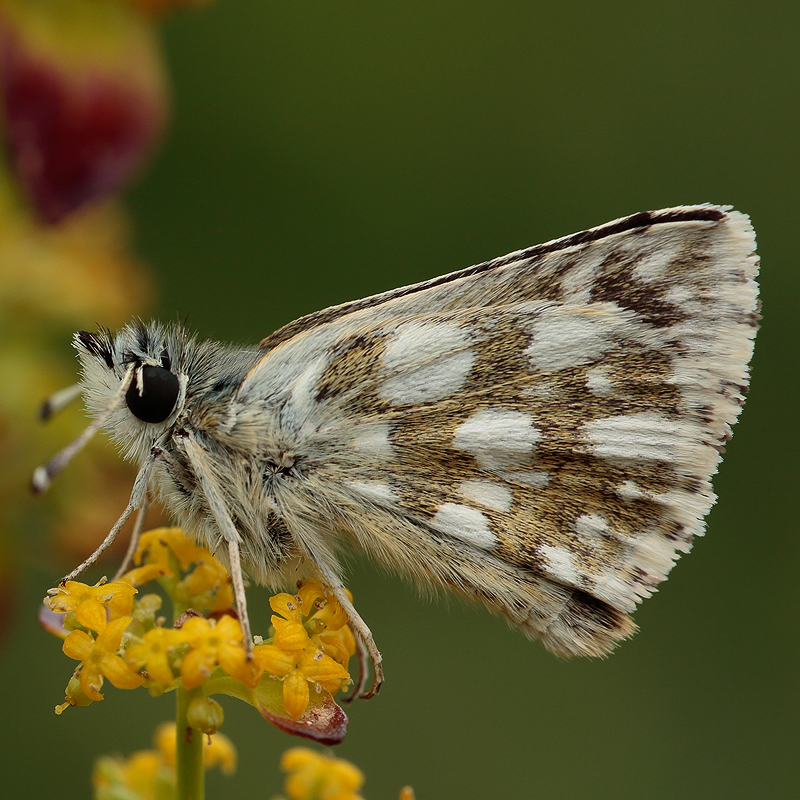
[44,528,355,724]
[254,583,355,719]
[282,747,365,800]
[93,721,236,800]
[133,527,234,613]
[93,735,418,800]
[279,748,417,800]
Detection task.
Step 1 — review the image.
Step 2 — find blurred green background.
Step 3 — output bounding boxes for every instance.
[3,1,798,798]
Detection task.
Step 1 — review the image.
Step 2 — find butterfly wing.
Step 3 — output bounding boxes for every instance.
[237,205,759,657]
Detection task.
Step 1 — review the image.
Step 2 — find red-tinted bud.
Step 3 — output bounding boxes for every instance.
[0,1,168,223]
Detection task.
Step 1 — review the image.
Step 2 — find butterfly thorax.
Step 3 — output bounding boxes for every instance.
[75,321,306,585]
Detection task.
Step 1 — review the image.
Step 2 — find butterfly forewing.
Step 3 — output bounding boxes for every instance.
[235,206,759,657]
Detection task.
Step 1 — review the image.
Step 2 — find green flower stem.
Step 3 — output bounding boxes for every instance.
[165,559,204,799]
[176,684,204,800]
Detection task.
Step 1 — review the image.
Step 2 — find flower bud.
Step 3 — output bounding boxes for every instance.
[56,671,94,713]
[186,693,225,736]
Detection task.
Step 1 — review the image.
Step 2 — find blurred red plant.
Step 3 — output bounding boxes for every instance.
[0,0,168,223]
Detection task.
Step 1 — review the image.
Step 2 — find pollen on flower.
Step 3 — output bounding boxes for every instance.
[255,577,355,720]
[45,579,137,632]
[298,579,350,631]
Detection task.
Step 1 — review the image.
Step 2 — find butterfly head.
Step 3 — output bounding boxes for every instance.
[74,320,190,463]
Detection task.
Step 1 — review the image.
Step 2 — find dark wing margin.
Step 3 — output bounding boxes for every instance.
[259,205,728,351]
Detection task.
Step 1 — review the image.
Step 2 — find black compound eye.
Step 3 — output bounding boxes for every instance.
[125,366,180,424]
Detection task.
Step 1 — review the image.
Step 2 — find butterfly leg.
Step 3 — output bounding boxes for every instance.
[227,536,253,657]
[327,580,383,698]
[113,494,150,580]
[57,450,154,585]
[182,435,255,657]
[341,631,369,702]
[298,545,383,698]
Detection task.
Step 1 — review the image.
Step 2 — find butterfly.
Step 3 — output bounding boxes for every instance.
[35,205,760,698]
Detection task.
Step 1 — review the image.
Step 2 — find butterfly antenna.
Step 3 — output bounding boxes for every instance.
[38,383,82,422]
[31,364,136,495]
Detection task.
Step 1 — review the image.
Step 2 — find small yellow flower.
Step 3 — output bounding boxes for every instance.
[135,527,209,574]
[122,751,163,794]
[293,580,356,669]
[253,642,350,720]
[182,557,234,612]
[93,749,166,800]
[127,626,184,684]
[269,581,356,666]
[62,615,142,701]
[316,626,357,671]
[119,561,170,589]
[298,579,350,630]
[45,579,137,631]
[271,593,313,651]
[251,578,355,719]
[179,614,249,689]
[281,747,365,800]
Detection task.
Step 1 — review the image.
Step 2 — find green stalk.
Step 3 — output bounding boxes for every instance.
[176,684,204,800]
